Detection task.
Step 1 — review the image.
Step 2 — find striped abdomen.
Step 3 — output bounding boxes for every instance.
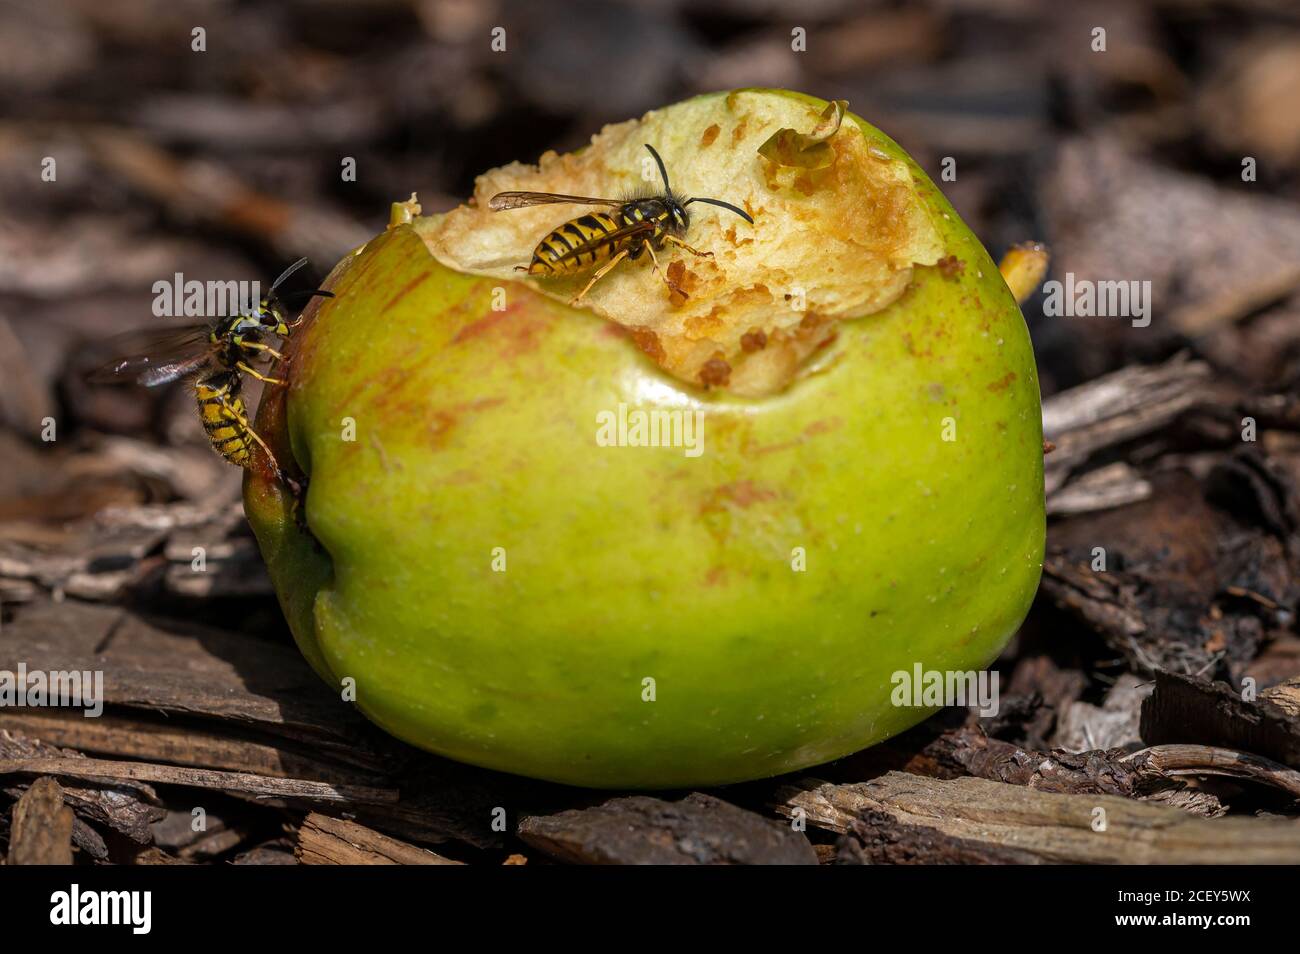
[195,370,253,468]
[527,211,647,276]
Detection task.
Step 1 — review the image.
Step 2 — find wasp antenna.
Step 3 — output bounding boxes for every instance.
[685,197,754,225]
[644,144,671,193]
[273,288,334,307]
[269,257,311,294]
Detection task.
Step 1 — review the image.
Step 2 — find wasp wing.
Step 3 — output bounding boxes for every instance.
[137,354,214,387]
[489,191,625,212]
[86,324,214,386]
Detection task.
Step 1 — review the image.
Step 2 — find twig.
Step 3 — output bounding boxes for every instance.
[1124,744,1300,799]
[0,756,398,806]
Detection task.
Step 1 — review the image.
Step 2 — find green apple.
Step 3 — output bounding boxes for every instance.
[245,89,1045,788]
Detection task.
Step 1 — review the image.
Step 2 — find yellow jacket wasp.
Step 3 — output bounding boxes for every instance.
[489,144,753,303]
[89,258,331,480]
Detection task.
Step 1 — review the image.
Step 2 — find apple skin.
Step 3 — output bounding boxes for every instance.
[245,91,1045,789]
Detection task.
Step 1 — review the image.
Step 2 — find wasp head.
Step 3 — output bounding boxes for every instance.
[664,197,690,235]
[261,258,332,335]
[641,144,751,235]
[256,300,292,337]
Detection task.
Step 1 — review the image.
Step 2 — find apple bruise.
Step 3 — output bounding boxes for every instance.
[419,91,944,397]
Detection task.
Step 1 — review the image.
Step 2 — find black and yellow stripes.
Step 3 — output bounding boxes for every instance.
[528,212,619,275]
[494,145,753,291]
[195,370,252,467]
[526,207,668,276]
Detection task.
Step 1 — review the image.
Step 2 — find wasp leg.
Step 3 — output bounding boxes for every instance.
[643,242,689,301]
[662,234,714,259]
[237,339,285,363]
[236,361,288,387]
[570,248,631,305]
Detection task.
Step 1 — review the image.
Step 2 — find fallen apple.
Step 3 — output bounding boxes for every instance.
[244,89,1045,788]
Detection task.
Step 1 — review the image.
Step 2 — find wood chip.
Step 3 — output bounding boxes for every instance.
[778,771,1300,864]
[296,813,463,865]
[1,708,387,787]
[1042,469,1290,677]
[233,843,299,865]
[1140,670,1300,769]
[7,776,73,865]
[519,793,817,865]
[1,729,164,844]
[0,599,381,757]
[1041,354,1211,497]
[0,753,398,806]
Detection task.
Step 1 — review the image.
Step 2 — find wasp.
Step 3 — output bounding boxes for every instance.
[89,258,331,479]
[489,144,754,304]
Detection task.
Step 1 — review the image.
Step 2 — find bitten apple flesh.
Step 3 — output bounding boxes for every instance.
[245,90,1045,788]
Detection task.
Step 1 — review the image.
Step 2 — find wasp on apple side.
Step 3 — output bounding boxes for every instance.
[89,258,331,481]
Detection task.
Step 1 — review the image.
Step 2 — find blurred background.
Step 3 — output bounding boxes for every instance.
[2,0,1300,864]
[1,0,1298,629]
[3,0,1300,501]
